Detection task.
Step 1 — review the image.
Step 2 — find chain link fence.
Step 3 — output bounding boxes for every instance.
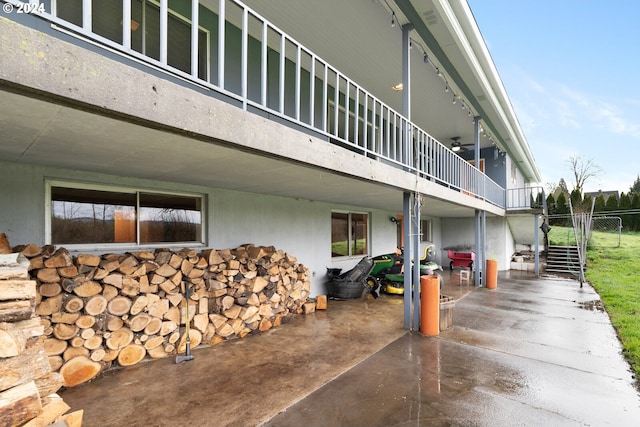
[547,215,622,248]
[589,216,622,248]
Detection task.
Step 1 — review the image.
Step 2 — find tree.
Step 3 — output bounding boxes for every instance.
[582,194,593,212]
[567,154,602,194]
[632,193,640,231]
[630,175,640,195]
[554,192,568,226]
[619,192,632,230]
[594,194,606,212]
[605,194,618,211]
[558,178,568,194]
[546,193,556,218]
[570,188,583,211]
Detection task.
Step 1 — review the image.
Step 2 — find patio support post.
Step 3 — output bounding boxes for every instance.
[481,210,487,282]
[475,210,481,286]
[403,192,413,329]
[400,24,418,331]
[534,214,540,276]
[473,116,483,286]
[412,193,421,330]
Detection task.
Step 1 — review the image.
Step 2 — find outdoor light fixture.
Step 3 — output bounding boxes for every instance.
[390,217,400,224]
[392,83,403,92]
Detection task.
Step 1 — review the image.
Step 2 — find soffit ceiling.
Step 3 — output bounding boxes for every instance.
[241,0,540,181]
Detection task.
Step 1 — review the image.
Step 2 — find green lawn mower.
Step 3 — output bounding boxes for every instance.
[368,245,442,294]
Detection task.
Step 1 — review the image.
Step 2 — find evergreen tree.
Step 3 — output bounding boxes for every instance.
[570,188,583,211]
[630,175,640,195]
[582,194,593,212]
[546,193,556,218]
[555,192,568,226]
[605,194,618,212]
[594,194,606,212]
[619,192,632,231]
[632,193,640,231]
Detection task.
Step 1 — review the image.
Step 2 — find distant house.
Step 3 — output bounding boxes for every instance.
[585,190,620,203]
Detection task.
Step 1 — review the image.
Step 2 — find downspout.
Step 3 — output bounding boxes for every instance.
[473,116,483,286]
[401,24,418,330]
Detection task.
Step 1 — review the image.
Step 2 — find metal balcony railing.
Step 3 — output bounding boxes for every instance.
[5,0,507,208]
[506,186,546,212]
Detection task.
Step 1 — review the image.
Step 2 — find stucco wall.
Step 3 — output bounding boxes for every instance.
[441,216,513,271]
[0,161,402,296]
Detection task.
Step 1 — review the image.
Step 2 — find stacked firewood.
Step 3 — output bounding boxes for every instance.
[16,242,312,388]
[0,234,82,427]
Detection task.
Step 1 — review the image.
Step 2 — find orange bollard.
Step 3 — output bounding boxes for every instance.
[485,259,498,289]
[420,275,440,336]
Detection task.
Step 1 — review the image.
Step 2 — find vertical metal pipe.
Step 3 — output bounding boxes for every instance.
[322,65,328,132]
[534,214,540,276]
[481,210,486,283]
[333,72,340,135]
[241,8,248,108]
[261,21,267,106]
[122,0,131,49]
[475,210,481,286]
[159,0,168,65]
[353,87,359,145]
[82,0,91,32]
[279,34,285,114]
[309,56,315,126]
[295,45,301,121]
[344,81,350,143]
[218,0,225,88]
[403,192,412,330]
[412,194,421,330]
[191,0,199,78]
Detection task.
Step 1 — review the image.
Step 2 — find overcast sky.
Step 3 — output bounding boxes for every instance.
[468,0,640,194]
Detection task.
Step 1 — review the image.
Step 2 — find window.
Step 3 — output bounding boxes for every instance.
[420,219,433,242]
[331,212,369,257]
[47,182,204,246]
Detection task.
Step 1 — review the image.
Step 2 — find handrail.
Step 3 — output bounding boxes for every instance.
[6,0,507,208]
[506,186,546,212]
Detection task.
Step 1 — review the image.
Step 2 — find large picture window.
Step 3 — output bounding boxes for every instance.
[331,211,369,257]
[47,182,204,246]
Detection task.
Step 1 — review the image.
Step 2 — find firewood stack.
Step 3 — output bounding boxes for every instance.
[12,241,312,389]
[0,233,82,427]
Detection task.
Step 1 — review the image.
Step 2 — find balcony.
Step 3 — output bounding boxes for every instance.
[3,0,507,209]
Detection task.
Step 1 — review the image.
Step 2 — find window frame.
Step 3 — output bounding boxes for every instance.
[330,210,370,258]
[45,180,206,249]
[420,218,433,242]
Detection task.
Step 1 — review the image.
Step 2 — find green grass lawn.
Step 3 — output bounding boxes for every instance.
[549,226,640,377]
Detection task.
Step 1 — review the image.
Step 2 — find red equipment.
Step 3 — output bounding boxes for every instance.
[446,249,474,270]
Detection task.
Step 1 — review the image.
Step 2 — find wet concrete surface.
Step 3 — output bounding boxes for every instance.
[61,271,640,426]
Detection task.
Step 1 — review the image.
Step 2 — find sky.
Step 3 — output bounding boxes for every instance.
[467,0,640,195]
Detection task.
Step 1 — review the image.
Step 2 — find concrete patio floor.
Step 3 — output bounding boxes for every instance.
[60,270,640,426]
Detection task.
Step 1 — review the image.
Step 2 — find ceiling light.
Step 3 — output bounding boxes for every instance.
[392,83,403,92]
